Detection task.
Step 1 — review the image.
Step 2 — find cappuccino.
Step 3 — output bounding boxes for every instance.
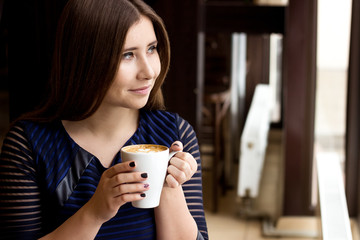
[122,144,167,153]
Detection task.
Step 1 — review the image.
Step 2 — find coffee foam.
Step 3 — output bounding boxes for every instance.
[123,144,167,153]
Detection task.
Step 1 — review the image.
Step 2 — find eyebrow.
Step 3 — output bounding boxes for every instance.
[123,40,158,52]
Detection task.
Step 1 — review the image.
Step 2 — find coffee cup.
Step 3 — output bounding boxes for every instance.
[121,144,177,208]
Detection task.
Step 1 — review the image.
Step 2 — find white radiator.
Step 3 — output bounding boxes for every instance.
[317,152,353,240]
[237,84,272,198]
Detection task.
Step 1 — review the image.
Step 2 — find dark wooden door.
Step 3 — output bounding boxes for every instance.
[282,0,318,215]
[346,0,360,219]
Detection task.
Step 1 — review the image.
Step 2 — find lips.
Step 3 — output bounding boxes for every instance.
[129,85,152,95]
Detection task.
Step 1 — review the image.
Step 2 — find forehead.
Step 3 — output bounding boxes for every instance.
[123,16,157,47]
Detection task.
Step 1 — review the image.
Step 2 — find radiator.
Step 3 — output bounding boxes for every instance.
[237,84,272,198]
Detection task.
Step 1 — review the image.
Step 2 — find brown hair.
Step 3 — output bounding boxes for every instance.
[23,0,170,122]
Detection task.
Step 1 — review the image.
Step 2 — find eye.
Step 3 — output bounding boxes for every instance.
[123,52,134,60]
[148,45,158,54]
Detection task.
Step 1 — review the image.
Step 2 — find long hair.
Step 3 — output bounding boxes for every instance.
[22,0,170,122]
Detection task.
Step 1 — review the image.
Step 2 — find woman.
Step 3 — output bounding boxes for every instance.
[0,0,208,239]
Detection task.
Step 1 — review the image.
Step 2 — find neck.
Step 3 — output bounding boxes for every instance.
[63,106,140,141]
[62,106,140,168]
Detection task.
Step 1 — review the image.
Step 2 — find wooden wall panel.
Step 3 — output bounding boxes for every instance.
[149,0,202,129]
[346,0,360,218]
[282,0,317,215]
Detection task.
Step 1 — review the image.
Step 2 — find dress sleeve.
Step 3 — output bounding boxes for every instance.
[176,115,209,240]
[0,123,43,239]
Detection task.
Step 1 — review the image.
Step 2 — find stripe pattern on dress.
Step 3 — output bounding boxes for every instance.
[0,110,208,240]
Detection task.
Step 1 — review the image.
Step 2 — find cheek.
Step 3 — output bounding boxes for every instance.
[151,55,161,78]
[113,64,135,87]
[106,71,128,95]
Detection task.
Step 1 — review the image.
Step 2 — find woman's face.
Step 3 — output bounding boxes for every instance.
[102,16,161,110]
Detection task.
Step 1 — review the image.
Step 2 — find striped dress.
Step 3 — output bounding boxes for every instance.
[0,110,208,240]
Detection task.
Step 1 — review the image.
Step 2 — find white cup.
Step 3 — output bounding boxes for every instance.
[121,144,177,208]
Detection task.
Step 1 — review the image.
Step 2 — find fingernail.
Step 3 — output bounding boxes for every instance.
[129,161,135,167]
[144,183,149,188]
[140,193,146,197]
[141,173,148,178]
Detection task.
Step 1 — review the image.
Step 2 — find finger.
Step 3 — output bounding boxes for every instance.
[167,165,188,185]
[110,171,148,187]
[182,152,198,172]
[170,152,197,173]
[165,174,179,188]
[105,161,137,178]
[169,156,192,176]
[188,155,198,173]
[115,192,147,204]
[112,182,150,197]
[170,141,183,152]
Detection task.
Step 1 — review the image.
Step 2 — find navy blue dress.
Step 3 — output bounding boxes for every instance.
[0,110,208,239]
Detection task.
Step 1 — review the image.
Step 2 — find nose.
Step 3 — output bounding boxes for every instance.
[137,56,156,80]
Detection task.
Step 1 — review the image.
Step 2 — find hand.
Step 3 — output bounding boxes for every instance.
[165,141,198,188]
[85,161,149,222]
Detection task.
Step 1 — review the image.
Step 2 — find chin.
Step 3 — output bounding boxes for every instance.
[129,101,149,110]
[119,95,150,110]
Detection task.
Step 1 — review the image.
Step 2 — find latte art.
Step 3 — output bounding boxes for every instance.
[122,144,167,153]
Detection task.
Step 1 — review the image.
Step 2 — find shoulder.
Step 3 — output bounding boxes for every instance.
[140,109,178,129]
[144,109,195,134]
[9,120,60,140]
[141,109,192,126]
[141,109,177,120]
[4,120,41,145]
[141,109,195,132]
[140,110,199,153]
[5,120,68,154]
